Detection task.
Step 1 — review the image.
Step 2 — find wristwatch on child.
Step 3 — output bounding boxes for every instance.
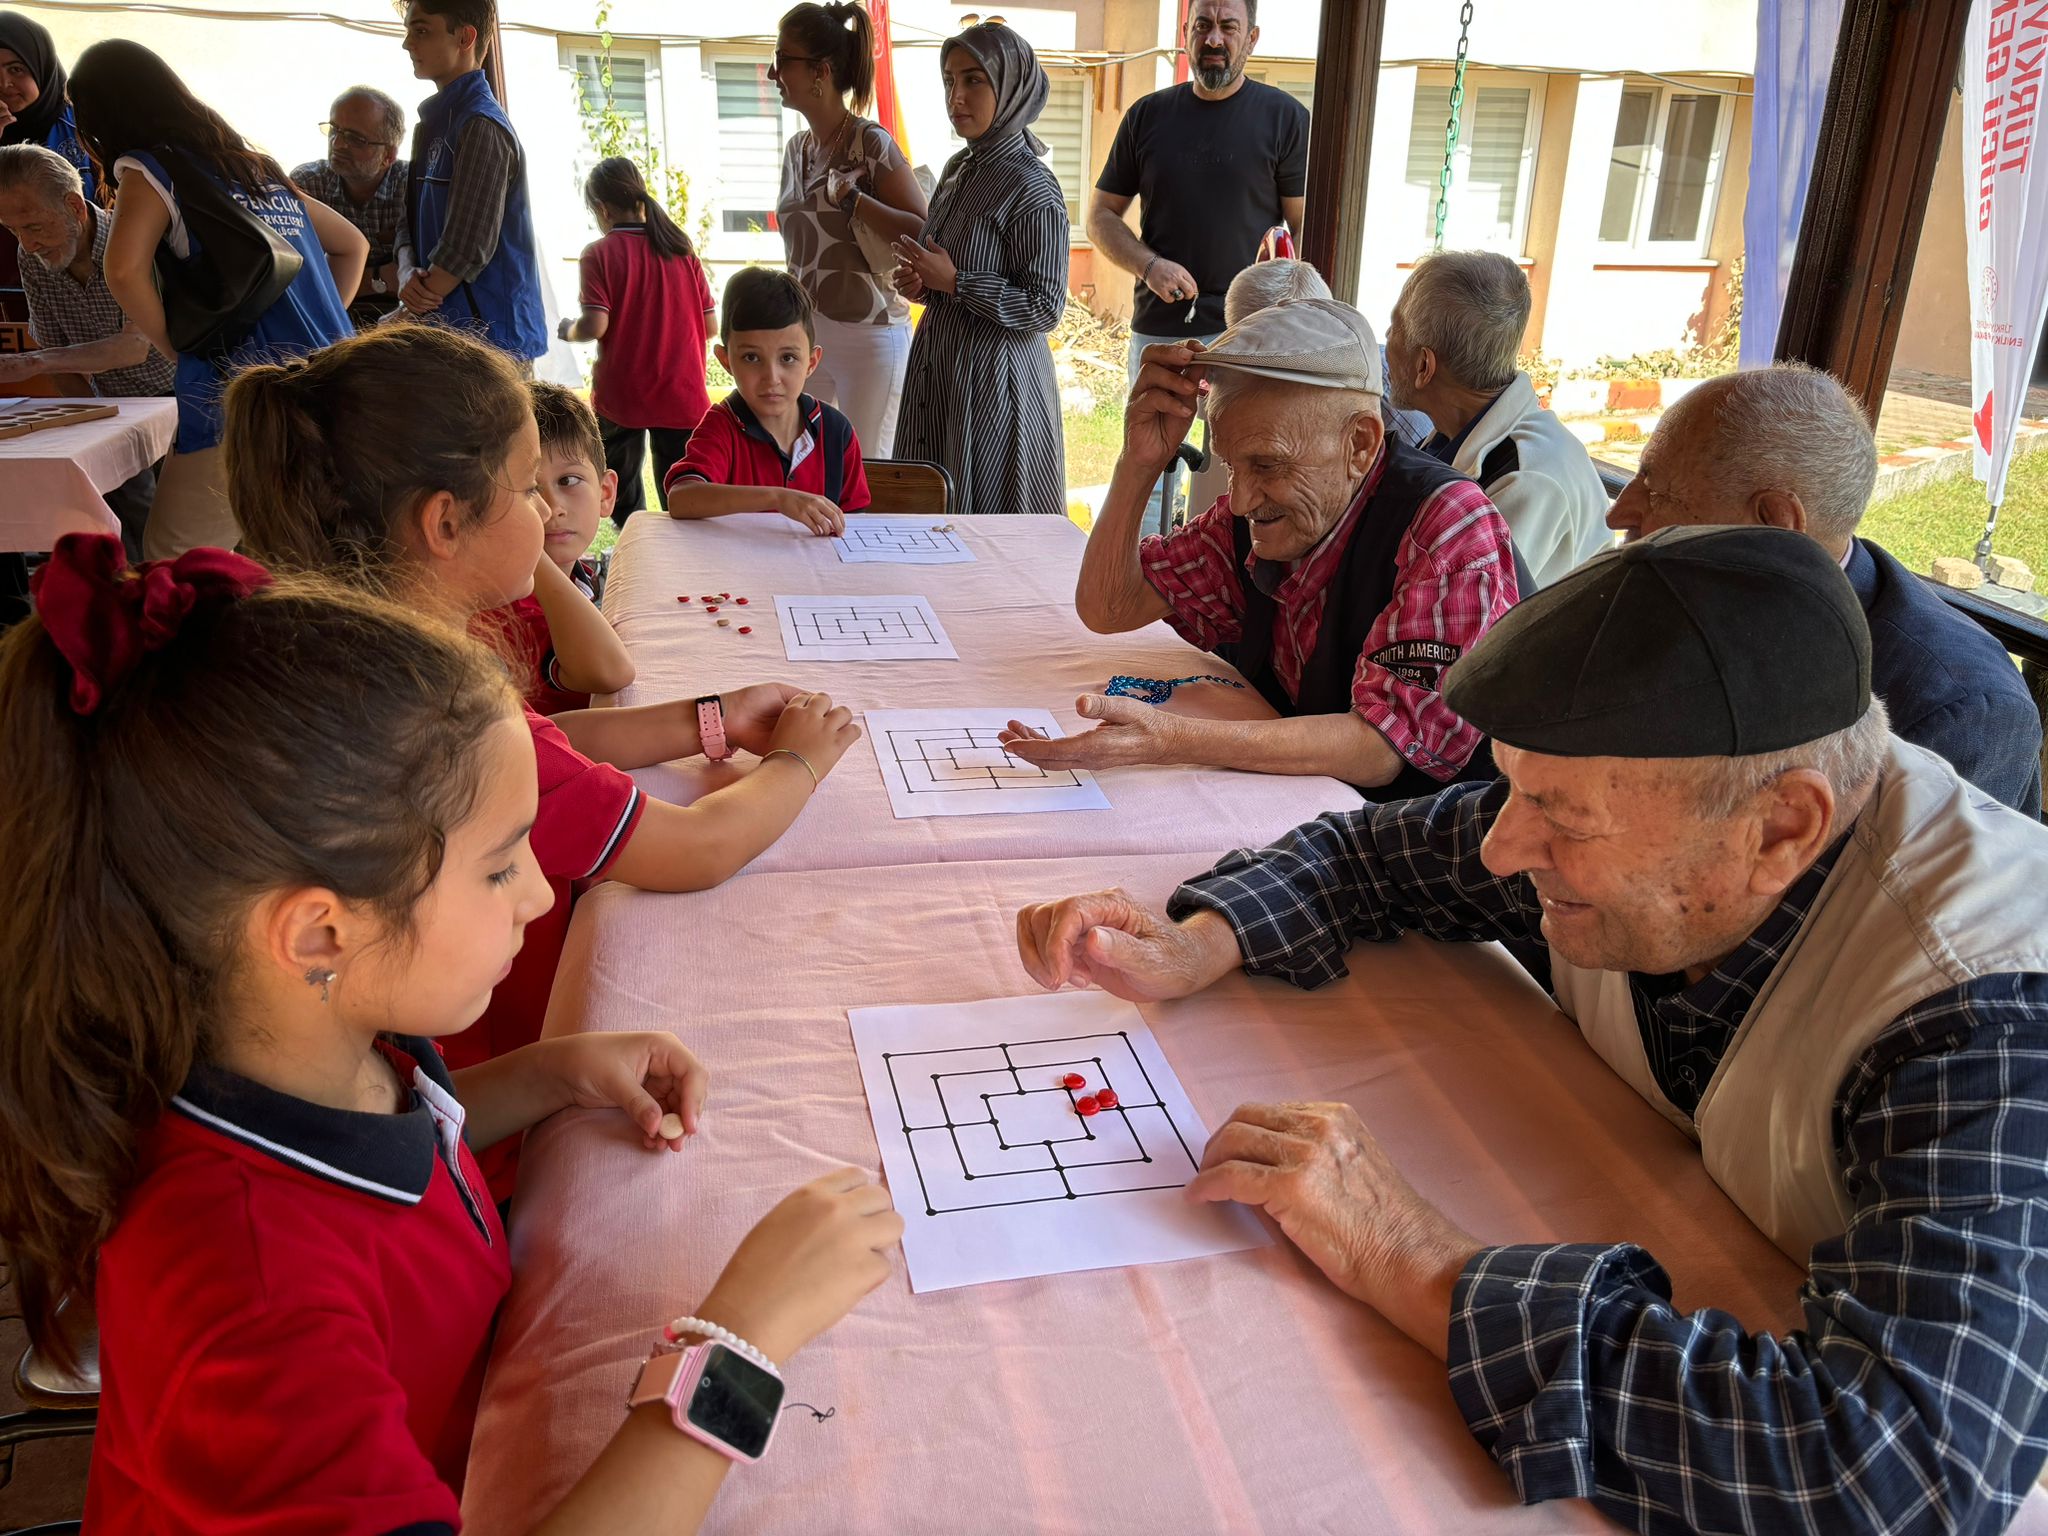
[627,1317,786,1464]
[696,694,732,762]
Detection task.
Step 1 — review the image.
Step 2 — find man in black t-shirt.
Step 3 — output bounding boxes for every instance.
[1090,0,1308,375]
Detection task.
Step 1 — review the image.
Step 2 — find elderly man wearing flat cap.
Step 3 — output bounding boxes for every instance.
[1000,297,1518,795]
[1016,526,2048,1534]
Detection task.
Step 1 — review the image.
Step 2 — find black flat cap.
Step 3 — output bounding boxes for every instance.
[1442,525,1872,758]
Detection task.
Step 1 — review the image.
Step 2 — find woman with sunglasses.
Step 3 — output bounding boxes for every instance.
[289,87,410,327]
[768,1,927,458]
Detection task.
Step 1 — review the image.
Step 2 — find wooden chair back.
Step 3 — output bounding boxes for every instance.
[861,458,954,517]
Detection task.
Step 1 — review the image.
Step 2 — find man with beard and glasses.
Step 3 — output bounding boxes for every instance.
[1000,297,1517,796]
[1089,0,1307,383]
[291,86,409,327]
[1384,250,1609,589]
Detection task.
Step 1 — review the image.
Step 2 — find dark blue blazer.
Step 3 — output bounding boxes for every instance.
[1852,537,2042,818]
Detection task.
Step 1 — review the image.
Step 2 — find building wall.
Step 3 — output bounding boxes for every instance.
[1892,89,1971,379]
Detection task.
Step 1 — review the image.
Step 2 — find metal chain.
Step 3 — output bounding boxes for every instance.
[1434,0,1476,250]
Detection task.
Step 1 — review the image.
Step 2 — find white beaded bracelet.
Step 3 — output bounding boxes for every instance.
[658,1315,777,1375]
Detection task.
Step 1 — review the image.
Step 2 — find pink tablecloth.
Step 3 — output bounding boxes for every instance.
[599,511,1365,873]
[0,398,175,552]
[461,854,1813,1536]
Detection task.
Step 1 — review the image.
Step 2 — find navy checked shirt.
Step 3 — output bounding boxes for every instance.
[1168,777,2048,1535]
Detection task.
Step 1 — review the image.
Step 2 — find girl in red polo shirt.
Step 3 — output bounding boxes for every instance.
[0,538,902,1534]
[220,327,863,1094]
[560,156,717,524]
[224,327,865,1199]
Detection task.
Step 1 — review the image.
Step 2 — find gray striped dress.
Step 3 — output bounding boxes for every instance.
[895,136,1069,516]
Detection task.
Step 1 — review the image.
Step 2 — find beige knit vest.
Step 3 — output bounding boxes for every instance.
[1551,737,2048,1262]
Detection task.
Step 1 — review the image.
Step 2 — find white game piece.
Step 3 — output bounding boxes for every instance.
[849,990,1270,1292]
[864,708,1110,818]
[774,595,958,662]
[658,1113,685,1140]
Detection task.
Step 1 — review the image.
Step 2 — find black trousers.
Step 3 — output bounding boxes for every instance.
[598,415,695,526]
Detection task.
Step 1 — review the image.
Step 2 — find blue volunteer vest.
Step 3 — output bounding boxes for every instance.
[409,70,548,359]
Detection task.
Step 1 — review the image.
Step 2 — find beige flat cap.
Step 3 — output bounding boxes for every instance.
[1195,296,1382,393]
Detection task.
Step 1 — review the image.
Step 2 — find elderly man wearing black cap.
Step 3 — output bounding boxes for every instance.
[1000,297,1518,794]
[1016,526,2048,1534]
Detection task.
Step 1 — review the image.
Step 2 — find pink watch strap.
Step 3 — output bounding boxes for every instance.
[696,694,731,762]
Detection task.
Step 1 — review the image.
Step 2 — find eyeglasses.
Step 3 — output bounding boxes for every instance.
[320,124,390,151]
[771,50,822,70]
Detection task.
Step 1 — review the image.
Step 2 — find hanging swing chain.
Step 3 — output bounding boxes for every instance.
[1434,0,1476,250]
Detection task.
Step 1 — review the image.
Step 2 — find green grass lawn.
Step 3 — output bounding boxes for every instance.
[1863,450,2048,577]
[1064,397,1126,490]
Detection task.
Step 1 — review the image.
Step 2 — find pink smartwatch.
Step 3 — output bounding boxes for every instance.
[627,1341,785,1463]
[695,694,732,762]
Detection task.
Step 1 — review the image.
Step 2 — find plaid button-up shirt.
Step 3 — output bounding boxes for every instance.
[1168,777,2048,1534]
[1138,455,1516,780]
[18,204,174,399]
[290,159,408,269]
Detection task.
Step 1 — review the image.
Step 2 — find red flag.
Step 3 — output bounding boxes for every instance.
[870,0,909,154]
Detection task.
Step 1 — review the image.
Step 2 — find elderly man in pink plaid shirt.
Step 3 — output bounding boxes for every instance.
[1002,297,1520,795]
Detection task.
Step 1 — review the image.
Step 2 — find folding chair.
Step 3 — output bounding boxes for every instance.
[860,458,956,517]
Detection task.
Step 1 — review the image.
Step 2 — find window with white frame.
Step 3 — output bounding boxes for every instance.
[1403,78,1539,252]
[711,57,799,244]
[944,70,1090,241]
[567,47,654,141]
[1597,83,1727,252]
[561,45,662,241]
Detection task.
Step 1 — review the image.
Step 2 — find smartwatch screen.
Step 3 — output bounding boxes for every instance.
[689,1343,785,1459]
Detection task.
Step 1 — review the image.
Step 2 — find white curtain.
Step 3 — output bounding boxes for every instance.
[1740,0,1846,368]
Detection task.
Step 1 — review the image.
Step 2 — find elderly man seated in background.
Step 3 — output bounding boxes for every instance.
[1607,361,2041,817]
[290,85,409,327]
[1383,249,1610,588]
[1016,526,2048,1536]
[0,143,174,555]
[1003,297,1517,795]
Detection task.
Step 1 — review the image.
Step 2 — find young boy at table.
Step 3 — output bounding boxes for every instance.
[0,534,902,1531]
[478,382,635,716]
[221,326,863,1195]
[663,266,872,537]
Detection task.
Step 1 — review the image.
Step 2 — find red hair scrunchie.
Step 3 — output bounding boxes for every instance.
[28,534,274,715]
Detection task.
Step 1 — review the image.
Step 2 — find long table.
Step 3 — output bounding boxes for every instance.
[464,510,2048,1533]
[462,858,1807,1535]
[0,397,174,553]
[596,511,1365,873]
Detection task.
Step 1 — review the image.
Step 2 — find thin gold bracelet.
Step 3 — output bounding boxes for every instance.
[762,748,818,786]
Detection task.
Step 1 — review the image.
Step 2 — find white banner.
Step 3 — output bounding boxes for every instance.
[1966,0,2048,507]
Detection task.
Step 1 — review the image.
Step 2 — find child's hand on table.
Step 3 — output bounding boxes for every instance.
[691,1169,904,1365]
[721,682,802,755]
[540,1031,710,1150]
[767,690,863,782]
[778,490,847,536]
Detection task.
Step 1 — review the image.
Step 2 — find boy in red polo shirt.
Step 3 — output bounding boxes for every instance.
[664,266,871,537]
[479,382,636,716]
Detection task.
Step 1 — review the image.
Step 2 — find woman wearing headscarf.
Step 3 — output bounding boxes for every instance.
[0,12,97,321]
[891,23,1067,516]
